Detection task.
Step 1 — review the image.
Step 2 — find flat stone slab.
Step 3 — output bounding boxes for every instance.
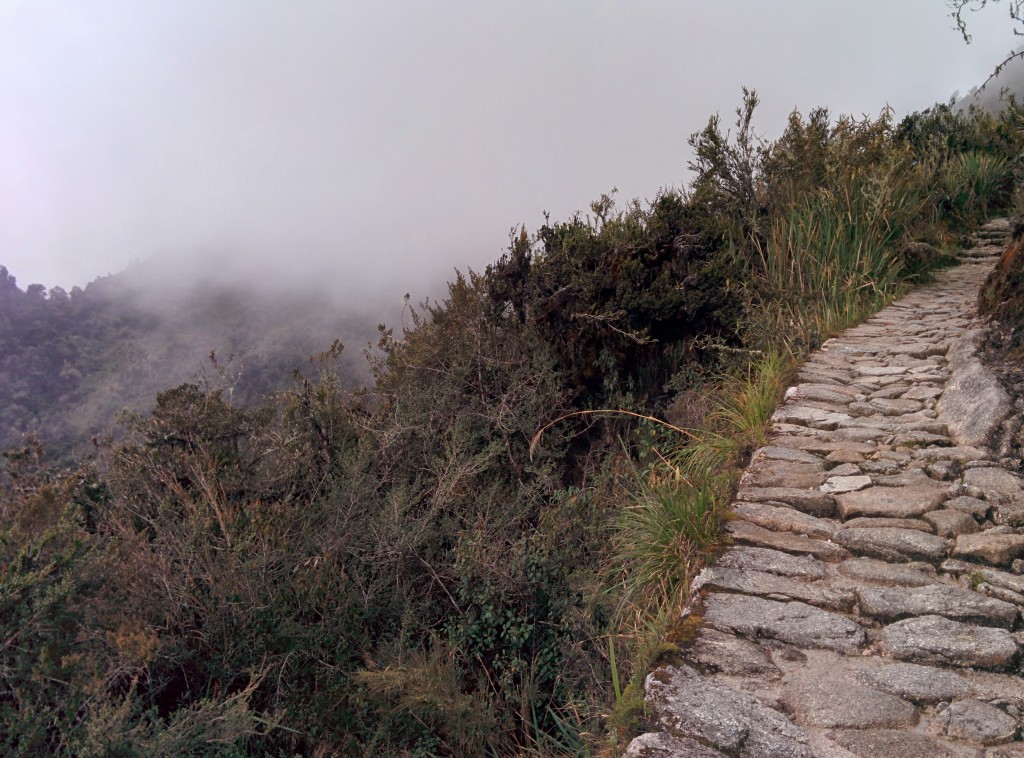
[828,729,958,758]
[821,474,872,494]
[693,567,855,612]
[704,594,866,654]
[856,662,972,703]
[880,615,1019,668]
[645,665,813,758]
[855,584,1018,628]
[735,487,836,517]
[754,446,824,465]
[773,405,853,430]
[741,461,827,489]
[772,437,877,455]
[923,509,979,537]
[841,516,933,532]
[943,495,990,519]
[716,546,827,580]
[684,628,779,678]
[938,361,1011,447]
[837,483,947,519]
[731,501,837,540]
[781,671,917,729]
[726,521,849,561]
[836,557,938,587]
[935,698,1018,745]
[954,533,1024,567]
[622,732,726,757]
[833,527,949,563]
[963,466,1024,504]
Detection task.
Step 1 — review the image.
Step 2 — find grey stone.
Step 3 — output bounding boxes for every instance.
[773,405,853,430]
[937,698,1018,745]
[902,385,943,401]
[842,517,934,532]
[786,383,862,404]
[623,732,726,758]
[915,445,990,462]
[726,521,850,561]
[828,463,862,477]
[881,615,1019,668]
[825,449,866,464]
[857,662,972,703]
[938,361,1012,447]
[772,437,877,455]
[964,467,1024,504]
[837,483,947,519]
[924,509,981,537]
[735,487,836,517]
[645,665,813,758]
[860,459,902,475]
[684,628,780,678]
[954,534,1024,567]
[829,729,958,757]
[870,397,925,415]
[716,546,827,580]
[834,527,949,563]
[821,475,872,494]
[731,501,838,540]
[741,461,827,489]
[704,594,866,653]
[781,672,917,729]
[753,446,824,465]
[693,566,855,612]
[856,584,1018,628]
[993,500,1024,527]
[944,495,990,519]
[837,557,938,586]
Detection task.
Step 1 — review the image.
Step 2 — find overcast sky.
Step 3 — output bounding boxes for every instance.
[0,1,1019,305]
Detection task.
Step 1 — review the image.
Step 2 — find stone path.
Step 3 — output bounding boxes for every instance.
[625,219,1024,757]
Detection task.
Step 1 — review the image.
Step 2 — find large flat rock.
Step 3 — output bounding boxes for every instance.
[856,662,972,704]
[693,566,854,612]
[781,671,917,729]
[731,501,838,540]
[645,665,813,758]
[726,521,849,561]
[855,584,1018,628]
[836,483,948,519]
[715,546,827,580]
[833,527,949,563]
[953,533,1024,567]
[880,615,1019,668]
[938,360,1011,447]
[703,593,866,653]
[734,487,836,517]
[828,729,958,758]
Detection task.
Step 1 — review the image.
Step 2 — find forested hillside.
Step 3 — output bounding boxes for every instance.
[2,95,1023,756]
[0,264,376,463]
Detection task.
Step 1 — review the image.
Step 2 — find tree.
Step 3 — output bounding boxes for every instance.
[950,0,1024,90]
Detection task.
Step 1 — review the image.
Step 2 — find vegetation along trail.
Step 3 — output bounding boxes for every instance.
[625,220,1024,757]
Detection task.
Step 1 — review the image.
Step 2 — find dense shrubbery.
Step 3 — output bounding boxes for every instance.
[3,94,1023,755]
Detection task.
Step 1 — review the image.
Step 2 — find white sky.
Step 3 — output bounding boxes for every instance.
[0,1,1019,304]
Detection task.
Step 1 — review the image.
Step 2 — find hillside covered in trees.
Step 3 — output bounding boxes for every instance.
[0,264,377,464]
[2,93,1024,756]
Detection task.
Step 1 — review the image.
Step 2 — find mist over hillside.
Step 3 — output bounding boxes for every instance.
[0,261,380,462]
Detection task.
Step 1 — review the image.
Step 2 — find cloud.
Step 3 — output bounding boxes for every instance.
[0,0,1018,304]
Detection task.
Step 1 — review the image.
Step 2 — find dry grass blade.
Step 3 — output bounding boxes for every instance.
[528,409,696,461]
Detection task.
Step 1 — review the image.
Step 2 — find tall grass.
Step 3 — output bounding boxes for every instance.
[941,151,1010,223]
